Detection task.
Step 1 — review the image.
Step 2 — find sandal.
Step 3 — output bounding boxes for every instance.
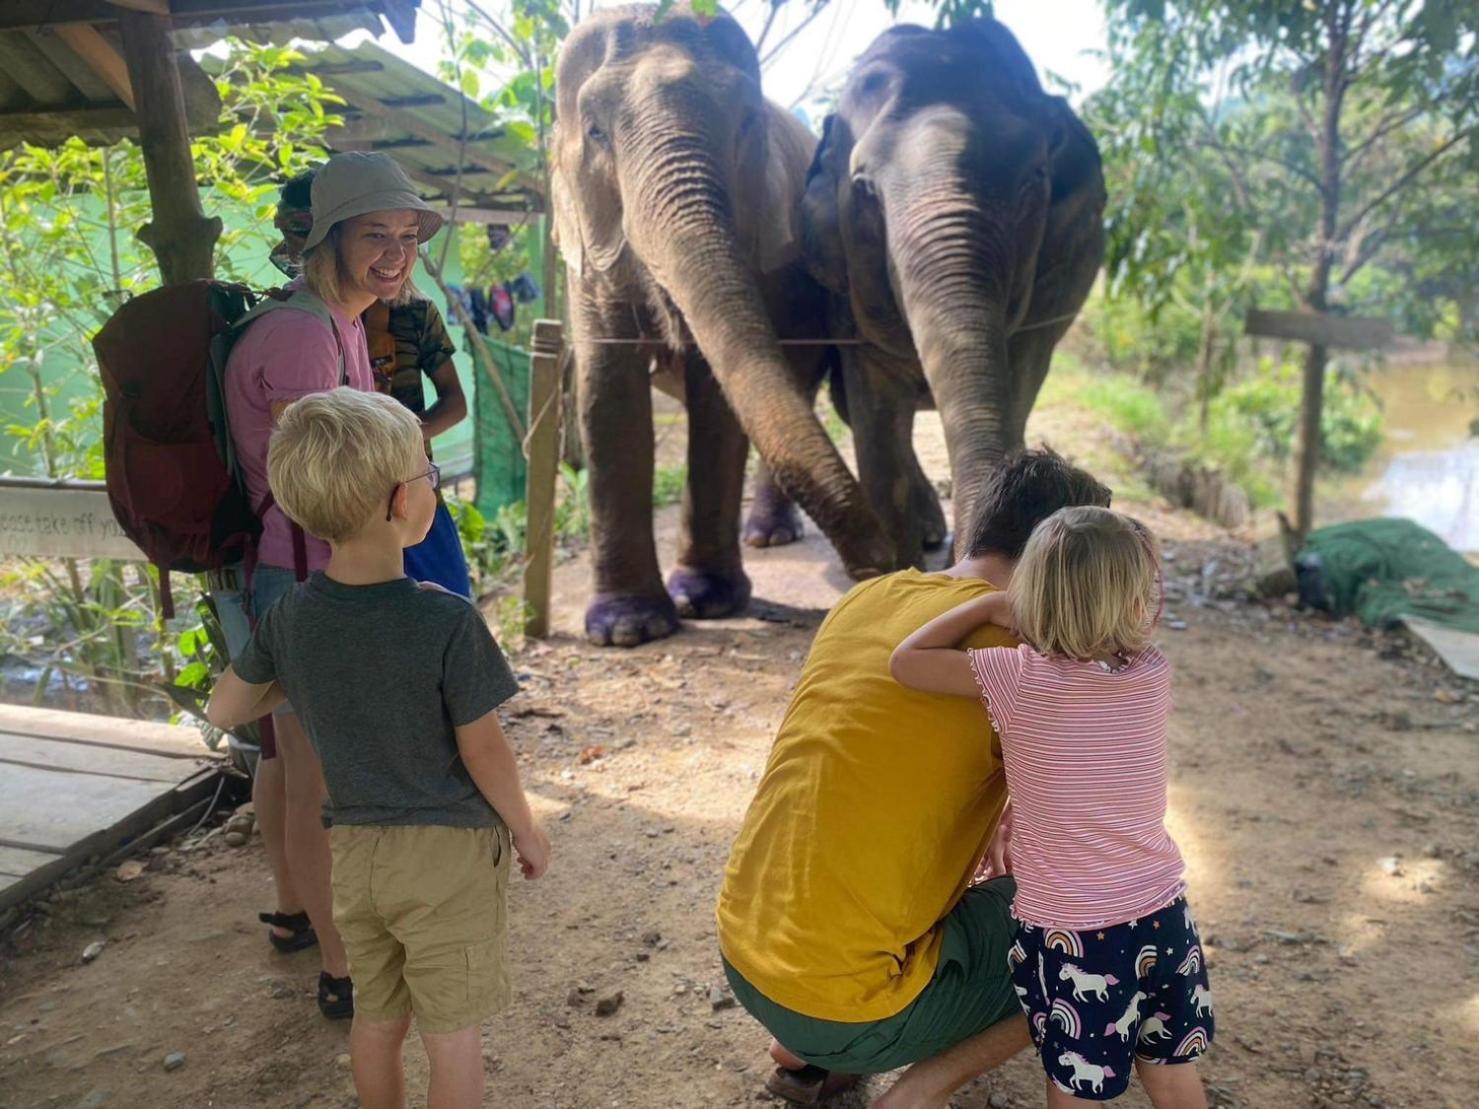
[259,910,317,954]
[317,971,354,1020]
[764,1065,860,1105]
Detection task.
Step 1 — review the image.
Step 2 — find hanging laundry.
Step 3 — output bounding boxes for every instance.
[508,272,541,304]
[490,284,516,332]
[468,286,490,334]
[487,224,514,252]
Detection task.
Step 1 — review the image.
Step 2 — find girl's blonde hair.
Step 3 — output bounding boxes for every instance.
[268,388,425,543]
[1008,506,1160,660]
[301,222,418,306]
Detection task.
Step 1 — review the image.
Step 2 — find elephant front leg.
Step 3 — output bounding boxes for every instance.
[668,357,752,619]
[845,348,929,568]
[908,449,948,551]
[577,327,678,648]
[743,459,806,548]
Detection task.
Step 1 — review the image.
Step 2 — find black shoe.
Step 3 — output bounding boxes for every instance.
[317,971,353,1020]
[259,910,318,954]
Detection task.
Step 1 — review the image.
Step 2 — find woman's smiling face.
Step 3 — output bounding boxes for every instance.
[339,210,423,301]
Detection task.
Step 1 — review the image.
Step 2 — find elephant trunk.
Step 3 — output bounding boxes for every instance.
[885,183,1016,546]
[623,134,892,576]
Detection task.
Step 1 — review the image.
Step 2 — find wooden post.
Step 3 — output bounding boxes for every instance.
[117,10,221,285]
[1243,307,1395,539]
[523,320,565,638]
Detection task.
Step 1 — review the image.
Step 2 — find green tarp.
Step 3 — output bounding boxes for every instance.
[470,338,530,521]
[1299,517,1479,634]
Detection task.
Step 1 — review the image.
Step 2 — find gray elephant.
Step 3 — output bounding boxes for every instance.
[552,3,894,647]
[800,17,1107,567]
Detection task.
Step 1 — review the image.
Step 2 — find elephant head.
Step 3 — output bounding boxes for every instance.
[551,4,890,576]
[800,18,1105,536]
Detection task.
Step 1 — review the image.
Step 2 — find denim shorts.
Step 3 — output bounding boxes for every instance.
[213,563,302,720]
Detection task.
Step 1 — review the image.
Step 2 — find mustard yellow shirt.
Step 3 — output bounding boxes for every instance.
[717,570,1013,1022]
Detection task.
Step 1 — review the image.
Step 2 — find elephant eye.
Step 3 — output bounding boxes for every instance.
[586,122,607,144]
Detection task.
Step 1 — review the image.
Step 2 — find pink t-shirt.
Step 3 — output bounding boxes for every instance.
[225,285,373,573]
[968,643,1185,930]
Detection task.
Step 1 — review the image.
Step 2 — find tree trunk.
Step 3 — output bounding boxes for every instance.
[117,11,221,285]
[1287,0,1351,537]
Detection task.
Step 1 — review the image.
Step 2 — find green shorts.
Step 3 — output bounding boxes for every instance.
[724,878,1020,1074]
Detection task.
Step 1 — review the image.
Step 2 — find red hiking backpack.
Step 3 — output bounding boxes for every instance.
[93,280,343,616]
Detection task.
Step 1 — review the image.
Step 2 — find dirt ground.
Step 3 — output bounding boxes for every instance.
[1,401,1475,1109]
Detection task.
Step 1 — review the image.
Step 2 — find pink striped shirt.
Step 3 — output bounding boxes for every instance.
[968,644,1184,930]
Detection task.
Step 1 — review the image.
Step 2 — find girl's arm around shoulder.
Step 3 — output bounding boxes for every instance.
[889,592,1012,698]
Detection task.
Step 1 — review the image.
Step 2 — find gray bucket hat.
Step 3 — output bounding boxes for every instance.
[302,151,443,250]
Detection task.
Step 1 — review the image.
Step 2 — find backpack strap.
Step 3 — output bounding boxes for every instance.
[251,491,310,584]
[231,289,347,585]
[234,288,349,385]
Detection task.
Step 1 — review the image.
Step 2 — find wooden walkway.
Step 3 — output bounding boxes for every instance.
[0,703,224,910]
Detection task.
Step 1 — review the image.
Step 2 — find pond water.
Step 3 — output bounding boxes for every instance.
[1324,356,1479,553]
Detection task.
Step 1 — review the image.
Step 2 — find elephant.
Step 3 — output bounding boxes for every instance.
[552,3,897,647]
[800,17,1107,567]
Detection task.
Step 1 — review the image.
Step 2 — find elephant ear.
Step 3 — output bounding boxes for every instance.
[741,100,811,275]
[798,113,849,292]
[549,131,586,279]
[550,125,628,279]
[1044,96,1104,211]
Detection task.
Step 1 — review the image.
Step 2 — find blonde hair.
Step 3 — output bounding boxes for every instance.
[267,388,425,543]
[301,221,418,306]
[1008,506,1160,660]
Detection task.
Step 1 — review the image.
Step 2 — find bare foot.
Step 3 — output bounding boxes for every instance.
[770,1039,808,1070]
[870,1072,947,1109]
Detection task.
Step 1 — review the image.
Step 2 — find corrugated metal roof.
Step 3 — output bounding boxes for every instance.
[298,40,544,213]
[0,2,419,151]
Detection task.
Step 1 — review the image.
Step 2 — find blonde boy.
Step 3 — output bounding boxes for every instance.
[207,387,549,1109]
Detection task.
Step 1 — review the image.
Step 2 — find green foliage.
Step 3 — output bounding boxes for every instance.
[1077,374,1172,448]
[1205,361,1383,475]
[653,464,688,507]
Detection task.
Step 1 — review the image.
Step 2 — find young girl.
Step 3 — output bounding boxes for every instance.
[891,506,1212,1108]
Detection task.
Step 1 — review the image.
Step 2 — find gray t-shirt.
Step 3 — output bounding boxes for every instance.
[234,572,519,828]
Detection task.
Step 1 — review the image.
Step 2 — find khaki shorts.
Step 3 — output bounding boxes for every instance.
[330,823,511,1033]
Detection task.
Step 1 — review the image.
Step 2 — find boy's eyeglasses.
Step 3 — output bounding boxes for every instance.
[386,461,441,521]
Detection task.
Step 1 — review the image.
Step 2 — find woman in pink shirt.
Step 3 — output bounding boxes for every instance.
[218,152,442,1020]
[891,507,1213,1108]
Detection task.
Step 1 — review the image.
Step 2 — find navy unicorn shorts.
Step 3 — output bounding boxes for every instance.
[1009,898,1214,1100]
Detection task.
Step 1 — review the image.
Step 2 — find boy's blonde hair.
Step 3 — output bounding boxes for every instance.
[1008,506,1160,660]
[267,388,425,543]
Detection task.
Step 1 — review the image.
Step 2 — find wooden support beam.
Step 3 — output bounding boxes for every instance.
[0,1,400,32]
[523,319,564,639]
[1244,309,1395,351]
[24,27,115,101]
[432,206,538,226]
[117,9,219,284]
[0,104,137,141]
[0,33,75,103]
[330,89,518,179]
[56,23,134,108]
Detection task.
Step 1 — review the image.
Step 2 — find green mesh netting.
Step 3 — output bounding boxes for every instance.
[1299,517,1479,633]
[470,338,530,520]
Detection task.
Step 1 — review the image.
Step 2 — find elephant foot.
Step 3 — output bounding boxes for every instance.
[743,493,805,548]
[667,566,752,620]
[584,592,680,648]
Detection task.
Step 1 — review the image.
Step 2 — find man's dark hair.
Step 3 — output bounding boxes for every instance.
[278,169,316,211]
[964,448,1112,560]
